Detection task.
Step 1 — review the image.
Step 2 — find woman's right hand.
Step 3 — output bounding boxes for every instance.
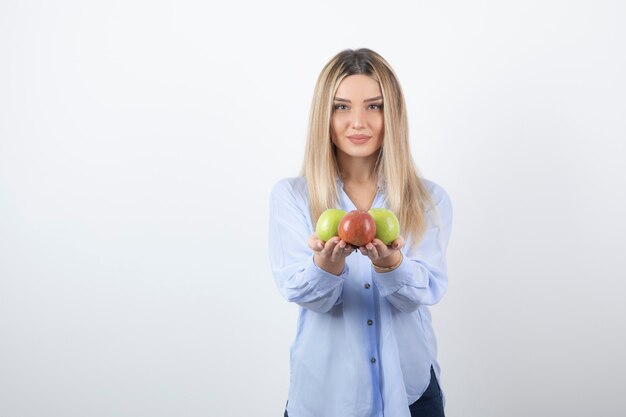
[308,233,355,275]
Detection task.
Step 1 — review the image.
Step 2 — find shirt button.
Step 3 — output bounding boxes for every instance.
[367,319,373,326]
[364,283,371,289]
[370,357,376,364]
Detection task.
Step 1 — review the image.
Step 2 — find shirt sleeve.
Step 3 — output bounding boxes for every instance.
[372,185,453,313]
[268,179,347,313]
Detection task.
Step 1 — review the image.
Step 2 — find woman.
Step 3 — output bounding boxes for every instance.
[268,48,453,417]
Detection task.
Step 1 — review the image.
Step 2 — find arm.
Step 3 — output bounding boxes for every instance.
[268,179,348,313]
[372,187,453,313]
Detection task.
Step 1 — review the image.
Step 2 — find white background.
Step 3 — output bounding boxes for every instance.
[1,1,625,416]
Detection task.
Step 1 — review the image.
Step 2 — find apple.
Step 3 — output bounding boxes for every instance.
[338,210,376,247]
[316,208,347,242]
[368,208,400,245]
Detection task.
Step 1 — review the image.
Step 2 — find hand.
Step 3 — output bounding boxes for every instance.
[358,236,405,266]
[308,233,356,263]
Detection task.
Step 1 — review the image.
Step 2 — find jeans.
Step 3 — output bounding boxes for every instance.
[407,366,445,417]
[284,365,445,417]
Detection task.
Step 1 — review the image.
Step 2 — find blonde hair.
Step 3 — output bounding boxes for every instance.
[301,48,437,249]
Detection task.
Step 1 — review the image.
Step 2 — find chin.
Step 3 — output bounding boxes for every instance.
[341,144,380,158]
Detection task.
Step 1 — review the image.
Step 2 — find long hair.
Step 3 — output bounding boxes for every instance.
[301,48,437,249]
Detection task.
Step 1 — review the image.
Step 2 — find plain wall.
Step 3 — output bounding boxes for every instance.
[1,1,625,416]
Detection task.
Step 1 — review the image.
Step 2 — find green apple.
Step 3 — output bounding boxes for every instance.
[316,208,347,242]
[368,208,400,245]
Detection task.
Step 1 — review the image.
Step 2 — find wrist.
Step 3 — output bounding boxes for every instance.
[372,251,403,273]
[314,254,345,276]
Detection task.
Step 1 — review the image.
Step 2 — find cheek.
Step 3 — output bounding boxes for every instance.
[372,114,384,136]
[332,113,350,127]
[330,114,347,137]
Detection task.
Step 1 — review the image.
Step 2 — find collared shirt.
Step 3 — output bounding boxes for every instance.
[268,176,453,417]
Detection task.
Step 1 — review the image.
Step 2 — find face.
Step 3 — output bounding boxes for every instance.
[330,74,384,160]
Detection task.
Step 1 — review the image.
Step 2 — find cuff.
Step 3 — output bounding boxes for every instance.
[371,254,428,296]
[307,255,349,288]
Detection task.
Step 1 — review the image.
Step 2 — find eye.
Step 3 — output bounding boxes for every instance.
[334,104,349,111]
[368,103,383,110]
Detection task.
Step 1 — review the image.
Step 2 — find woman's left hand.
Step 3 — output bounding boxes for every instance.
[358,235,405,264]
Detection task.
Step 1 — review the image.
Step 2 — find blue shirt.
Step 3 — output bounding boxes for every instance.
[268,176,453,417]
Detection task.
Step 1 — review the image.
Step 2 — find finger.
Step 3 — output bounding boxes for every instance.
[341,241,355,258]
[363,244,372,257]
[321,237,339,257]
[372,240,388,258]
[365,242,380,259]
[372,238,393,254]
[308,235,323,252]
[330,240,347,261]
[391,235,405,250]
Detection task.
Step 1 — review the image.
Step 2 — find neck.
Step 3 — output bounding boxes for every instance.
[337,150,379,184]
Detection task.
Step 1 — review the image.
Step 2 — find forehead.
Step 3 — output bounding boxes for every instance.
[334,74,382,99]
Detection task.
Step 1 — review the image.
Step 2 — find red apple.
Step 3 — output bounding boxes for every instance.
[338,210,377,247]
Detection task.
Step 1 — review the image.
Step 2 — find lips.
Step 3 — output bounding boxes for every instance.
[347,134,371,144]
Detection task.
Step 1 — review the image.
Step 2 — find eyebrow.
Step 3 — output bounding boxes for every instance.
[333,95,383,103]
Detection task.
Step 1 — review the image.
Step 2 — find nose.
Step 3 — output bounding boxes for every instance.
[351,108,365,129]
